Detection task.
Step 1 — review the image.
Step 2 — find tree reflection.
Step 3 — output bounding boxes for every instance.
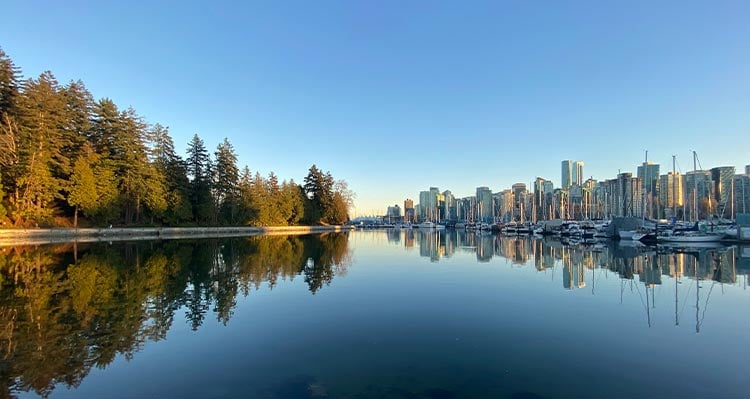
[0,232,351,398]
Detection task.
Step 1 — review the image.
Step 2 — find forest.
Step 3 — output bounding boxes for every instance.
[0,48,352,228]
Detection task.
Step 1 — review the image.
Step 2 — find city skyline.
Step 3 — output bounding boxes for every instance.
[386,157,750,222]
[3,1,749,216]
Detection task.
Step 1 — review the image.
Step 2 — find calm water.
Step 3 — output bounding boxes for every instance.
[3,230,750,399]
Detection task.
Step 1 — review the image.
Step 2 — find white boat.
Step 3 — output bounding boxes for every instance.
[658,231,724,243]
[724,227,750,240]
[618,229,636,240]
[417,222,436,229]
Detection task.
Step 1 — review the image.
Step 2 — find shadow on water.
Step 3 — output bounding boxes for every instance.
[0,233,351,398]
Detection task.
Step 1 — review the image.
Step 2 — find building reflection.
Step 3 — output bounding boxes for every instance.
[398,229,747,290]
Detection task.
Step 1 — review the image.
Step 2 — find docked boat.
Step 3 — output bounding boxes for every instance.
[502,222,518,235]
[657,231,724,243]
[724,227,750,241]
[560,221,583,237]
[418,221,439,229]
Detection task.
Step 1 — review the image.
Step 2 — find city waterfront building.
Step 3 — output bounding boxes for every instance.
[733,174,750,216]
[659,172,684,219]
[711,166,736,218]
[404,199,415,223]
[573,161,584,187]
[684,171,713,221]
[476,186,493,223]
[637,161,660,219]
[442,190,456,222]
[561,160,573,189]
[612,172,643,217]
[497,190,513,222]
[386,205,401,222]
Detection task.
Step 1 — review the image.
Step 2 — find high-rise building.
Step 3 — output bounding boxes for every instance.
[497,190,513,222]
[573,161,584,187]
[533,178,546,221]
[659,172,684,219]
[561,160,573,189]
[419,190,438,222]
[612,173,642,217]
[476,186,493,223]
[386,205,401,218]
[442,190,456,222]
[711,166,736,218]
[733,174,750,216]
[637,162,660,219]
[684,171,713,221]
[404,199,415,223]
[562,160,584,189]
[746,165,750,175]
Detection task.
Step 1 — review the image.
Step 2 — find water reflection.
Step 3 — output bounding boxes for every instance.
[0,233,351,398]
[380,229,747,286]
[2,231,749,398]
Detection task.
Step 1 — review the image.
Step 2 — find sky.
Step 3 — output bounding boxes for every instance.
[2,0,749,216]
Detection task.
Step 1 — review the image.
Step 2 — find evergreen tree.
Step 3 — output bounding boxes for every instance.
[145,124,192,224]
[12,71,69,224]
[185,134,214,224]
[213,138,239,224]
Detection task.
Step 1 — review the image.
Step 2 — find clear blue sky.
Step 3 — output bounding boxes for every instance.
[3,0,749,216]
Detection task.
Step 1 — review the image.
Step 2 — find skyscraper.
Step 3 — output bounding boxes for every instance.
[746,165,750,175]
[711,166,735,218]
[561,160,573,189]
[733,174,750,216]
[637,162,660,218]
[562,160,584,188]
[404,199,415,223]
[659,172,684,219]
[476,186,493,223]
[684,171,713,221]
[573,161,584,187]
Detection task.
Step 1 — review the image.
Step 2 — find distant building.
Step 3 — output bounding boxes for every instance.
[561,160,573,189]
[561,160,584,189]
[497,190,513,222]
[386,205,401,219]
[684,171,713,221]
[733,174,750,216]
[476,186,493,223]
[442,190,456,222]
[573,161,584,187]
[404,199,415,223]
[711,166,736,218]
[637,162,660,219]
[746,165,750,175]
[659,172,684,219]
[611,172,642,217]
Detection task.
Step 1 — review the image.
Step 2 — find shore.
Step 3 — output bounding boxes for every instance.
[0,225,355,246]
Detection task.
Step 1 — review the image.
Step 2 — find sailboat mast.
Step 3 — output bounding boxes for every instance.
[672,155,677,219]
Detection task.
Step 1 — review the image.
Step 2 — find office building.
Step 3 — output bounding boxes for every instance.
[684,171,713,221]
[659,172,684,219]
[476,186,493,223]
[637,161,660,218]
[711,166,736,218]
[404,199,415,223]
[733,174,750,216]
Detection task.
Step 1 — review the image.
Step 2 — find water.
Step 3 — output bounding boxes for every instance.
[2,230,749,398]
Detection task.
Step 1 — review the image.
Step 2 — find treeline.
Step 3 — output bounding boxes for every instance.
[0,48,352,227]
[0,234,351,397]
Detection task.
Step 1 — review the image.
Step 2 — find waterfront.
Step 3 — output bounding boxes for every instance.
[4,231,750,398]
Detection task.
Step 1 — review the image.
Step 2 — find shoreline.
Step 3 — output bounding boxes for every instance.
[0,225,355,246]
